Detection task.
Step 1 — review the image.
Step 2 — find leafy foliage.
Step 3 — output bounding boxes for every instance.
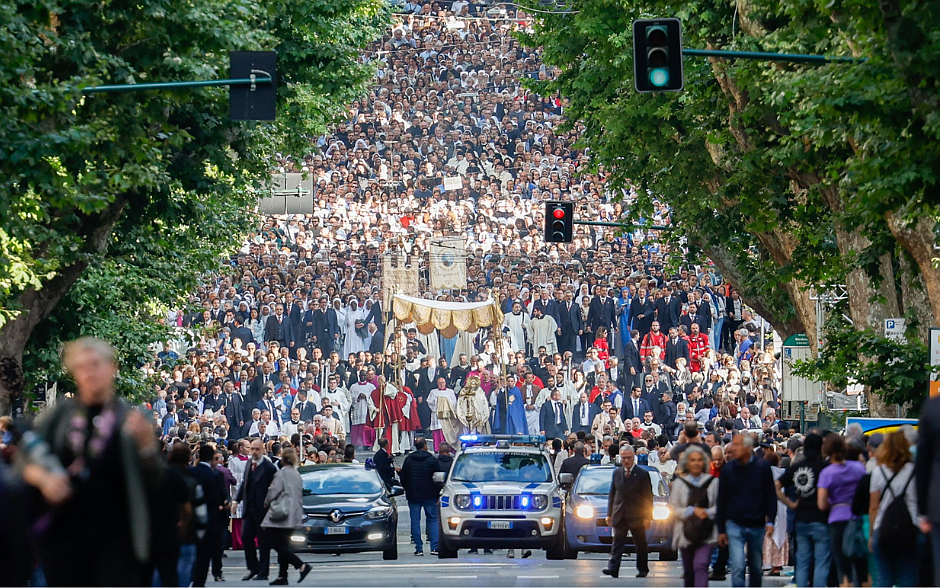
[0,0,390,403]
[519,0,940,413]
[792,313,930,413]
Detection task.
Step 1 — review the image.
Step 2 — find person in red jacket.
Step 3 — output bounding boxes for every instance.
[640,321,666,363]
[686,323,711,372]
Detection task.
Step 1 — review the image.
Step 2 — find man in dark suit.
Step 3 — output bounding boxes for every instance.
[587,285,617,342]
[232,438,277,581]
[679,301,710,334]
[531,288,557,322]
[571,392,600,435]
[622,386,652,422]
[623,330,643,393]
[916,395,940,586]
[223,383,246,437]
[559,441,592,480]
[654,286,682,332]
[263,304,295,350]
[539,389,570,440]
[663,326,691,370]
[311,297,340,356]
[190,445,228,586]
[732,406,761,430]
[294,390,318,422]
[555,290,583,358]
[230,316,255,347]
[630,289,655,338]
[607,357,629,392]
[604,445,653,578]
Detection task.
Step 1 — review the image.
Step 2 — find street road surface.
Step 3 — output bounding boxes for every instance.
[216,494,790,587]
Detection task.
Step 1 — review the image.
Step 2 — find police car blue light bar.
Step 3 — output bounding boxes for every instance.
[458,434,547,446]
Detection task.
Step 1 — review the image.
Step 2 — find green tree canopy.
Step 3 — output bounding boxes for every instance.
[0,0,390,412]
[520,0,940,414]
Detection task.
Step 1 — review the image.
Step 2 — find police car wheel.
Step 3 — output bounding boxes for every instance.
[383,541,398,560]
[659,549,678,561]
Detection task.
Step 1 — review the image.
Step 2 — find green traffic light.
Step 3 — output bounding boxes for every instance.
[649,68,669,87]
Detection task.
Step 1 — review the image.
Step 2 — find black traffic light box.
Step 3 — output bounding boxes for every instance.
[230,51,277,121]
[633,18,684,93]
[544,200,574,243]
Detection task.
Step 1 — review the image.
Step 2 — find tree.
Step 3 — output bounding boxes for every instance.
[520,0,940,415]
[0,0,390,414]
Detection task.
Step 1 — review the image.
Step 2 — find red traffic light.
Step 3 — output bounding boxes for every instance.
[553,208,566,219]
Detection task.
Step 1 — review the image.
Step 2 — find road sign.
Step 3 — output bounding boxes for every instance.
[931,328,940,397]
[781,333,818,402]
[884,318,906,342]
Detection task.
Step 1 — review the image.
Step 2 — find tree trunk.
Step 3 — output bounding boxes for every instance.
[886,212,940,326]
[0,201,125,415]
[697,238,811,343]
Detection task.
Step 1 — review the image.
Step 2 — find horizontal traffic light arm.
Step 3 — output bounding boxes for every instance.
[575,220,672,230]
[82,76,273,94]
[682,48,864,64]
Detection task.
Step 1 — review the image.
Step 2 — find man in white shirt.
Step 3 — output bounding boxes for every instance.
[281,408,304,439]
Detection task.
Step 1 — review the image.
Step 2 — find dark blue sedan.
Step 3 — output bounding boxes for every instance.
[563,464,677,560]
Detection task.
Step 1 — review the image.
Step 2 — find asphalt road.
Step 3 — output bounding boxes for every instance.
[215,499,792,587]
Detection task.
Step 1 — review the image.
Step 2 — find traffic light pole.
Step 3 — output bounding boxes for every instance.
[82,76,273,94]
[682,48,865,64]
[575,220,671,230]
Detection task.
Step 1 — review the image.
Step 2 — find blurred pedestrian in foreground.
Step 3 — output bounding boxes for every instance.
[19,337,161,585]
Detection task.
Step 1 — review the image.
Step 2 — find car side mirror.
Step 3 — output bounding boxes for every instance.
[558,473,573,487]
[389,485,405,497]
[432,472,446,484]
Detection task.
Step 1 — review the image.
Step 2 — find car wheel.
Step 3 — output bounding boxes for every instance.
[383,541,398,560]
[659,549,678,561]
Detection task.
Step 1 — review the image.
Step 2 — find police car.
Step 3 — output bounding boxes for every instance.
[563,463,677,560]
[433,435,572,559]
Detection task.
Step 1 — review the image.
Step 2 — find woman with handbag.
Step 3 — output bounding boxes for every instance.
[669,445,719,587]
[262,448,311,585]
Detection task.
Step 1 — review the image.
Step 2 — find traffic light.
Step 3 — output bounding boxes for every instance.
[230,51,277,121]
[544,200,574,243]
[633,18,684,93]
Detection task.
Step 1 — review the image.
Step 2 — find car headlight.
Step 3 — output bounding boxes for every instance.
[365,505,393,519]
[454,494,472,510]
[652,504,671,520]
[575,504,594,519]
[532,494,549,510]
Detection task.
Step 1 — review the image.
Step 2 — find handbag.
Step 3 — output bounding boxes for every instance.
[841,517,868,559]
[679,477,715,546]
[268,490,290,522]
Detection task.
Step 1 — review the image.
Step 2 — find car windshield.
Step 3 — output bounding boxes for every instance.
[450,452,552,483]
[301,468,383,495]
[574,468,668,497]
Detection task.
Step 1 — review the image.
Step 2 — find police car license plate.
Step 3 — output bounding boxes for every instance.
[326,526,349,535]
[487,521,513,530]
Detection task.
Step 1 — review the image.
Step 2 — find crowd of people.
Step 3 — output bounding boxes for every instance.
[1,1,939,587]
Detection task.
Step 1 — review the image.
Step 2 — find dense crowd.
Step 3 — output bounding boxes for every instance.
[2,2,939,588]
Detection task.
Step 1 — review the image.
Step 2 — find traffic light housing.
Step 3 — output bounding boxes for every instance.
[544,200,574,243]
[230,51,277,121]
[633,18,684,93]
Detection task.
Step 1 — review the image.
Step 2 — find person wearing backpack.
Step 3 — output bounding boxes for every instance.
[776,433,830,588]
[670,445,718,587]
[868,430,920,587]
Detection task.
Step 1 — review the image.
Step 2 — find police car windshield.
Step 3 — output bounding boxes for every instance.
[450,452,552,483]
[574,468,668,497]
[302,468,383,495]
